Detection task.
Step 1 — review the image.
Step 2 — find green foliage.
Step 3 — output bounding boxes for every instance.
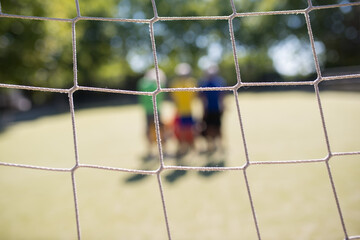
[155,0,233,16]
[0,0,359,103]
[1,0,77,18]
[309,6,360,69]
[0,18,73,88]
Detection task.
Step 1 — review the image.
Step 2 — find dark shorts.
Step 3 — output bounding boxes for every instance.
[203,112,222,127]
[145,114,154,133]
[145,114,164,141]
[201,112,222,137]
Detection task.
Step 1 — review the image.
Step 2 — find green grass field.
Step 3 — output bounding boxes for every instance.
[0,91,359,240]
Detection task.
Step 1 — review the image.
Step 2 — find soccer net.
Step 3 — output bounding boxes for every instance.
[0,0,360,239]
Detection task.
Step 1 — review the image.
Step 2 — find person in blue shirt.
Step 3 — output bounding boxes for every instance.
[198,65,225,154]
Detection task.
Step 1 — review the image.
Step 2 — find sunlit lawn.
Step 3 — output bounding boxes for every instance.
[0,91,359,240]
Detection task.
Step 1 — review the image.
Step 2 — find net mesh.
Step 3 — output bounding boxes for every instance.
[0,0,360,239]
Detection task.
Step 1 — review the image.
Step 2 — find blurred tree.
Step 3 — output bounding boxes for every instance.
[0,0,75,104]
[0,0,359,104]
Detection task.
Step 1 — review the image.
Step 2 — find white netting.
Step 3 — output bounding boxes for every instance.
[0,0,360,239]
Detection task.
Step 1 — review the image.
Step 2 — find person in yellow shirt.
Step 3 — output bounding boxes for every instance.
[171,63,197,158]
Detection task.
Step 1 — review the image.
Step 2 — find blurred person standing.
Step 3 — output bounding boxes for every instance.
[198,65,225,154]
[137,68,166,161]
[171,63,197,158]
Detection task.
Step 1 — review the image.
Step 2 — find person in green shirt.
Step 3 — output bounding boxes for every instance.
[137,68,166,161]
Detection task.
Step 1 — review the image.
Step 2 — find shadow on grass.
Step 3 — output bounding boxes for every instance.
[165,170,187,183]
[124,150,227,184]
[164,156,227,183]
[198,160,226,177]
[125,174,150,183]
[124,155,158,183]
